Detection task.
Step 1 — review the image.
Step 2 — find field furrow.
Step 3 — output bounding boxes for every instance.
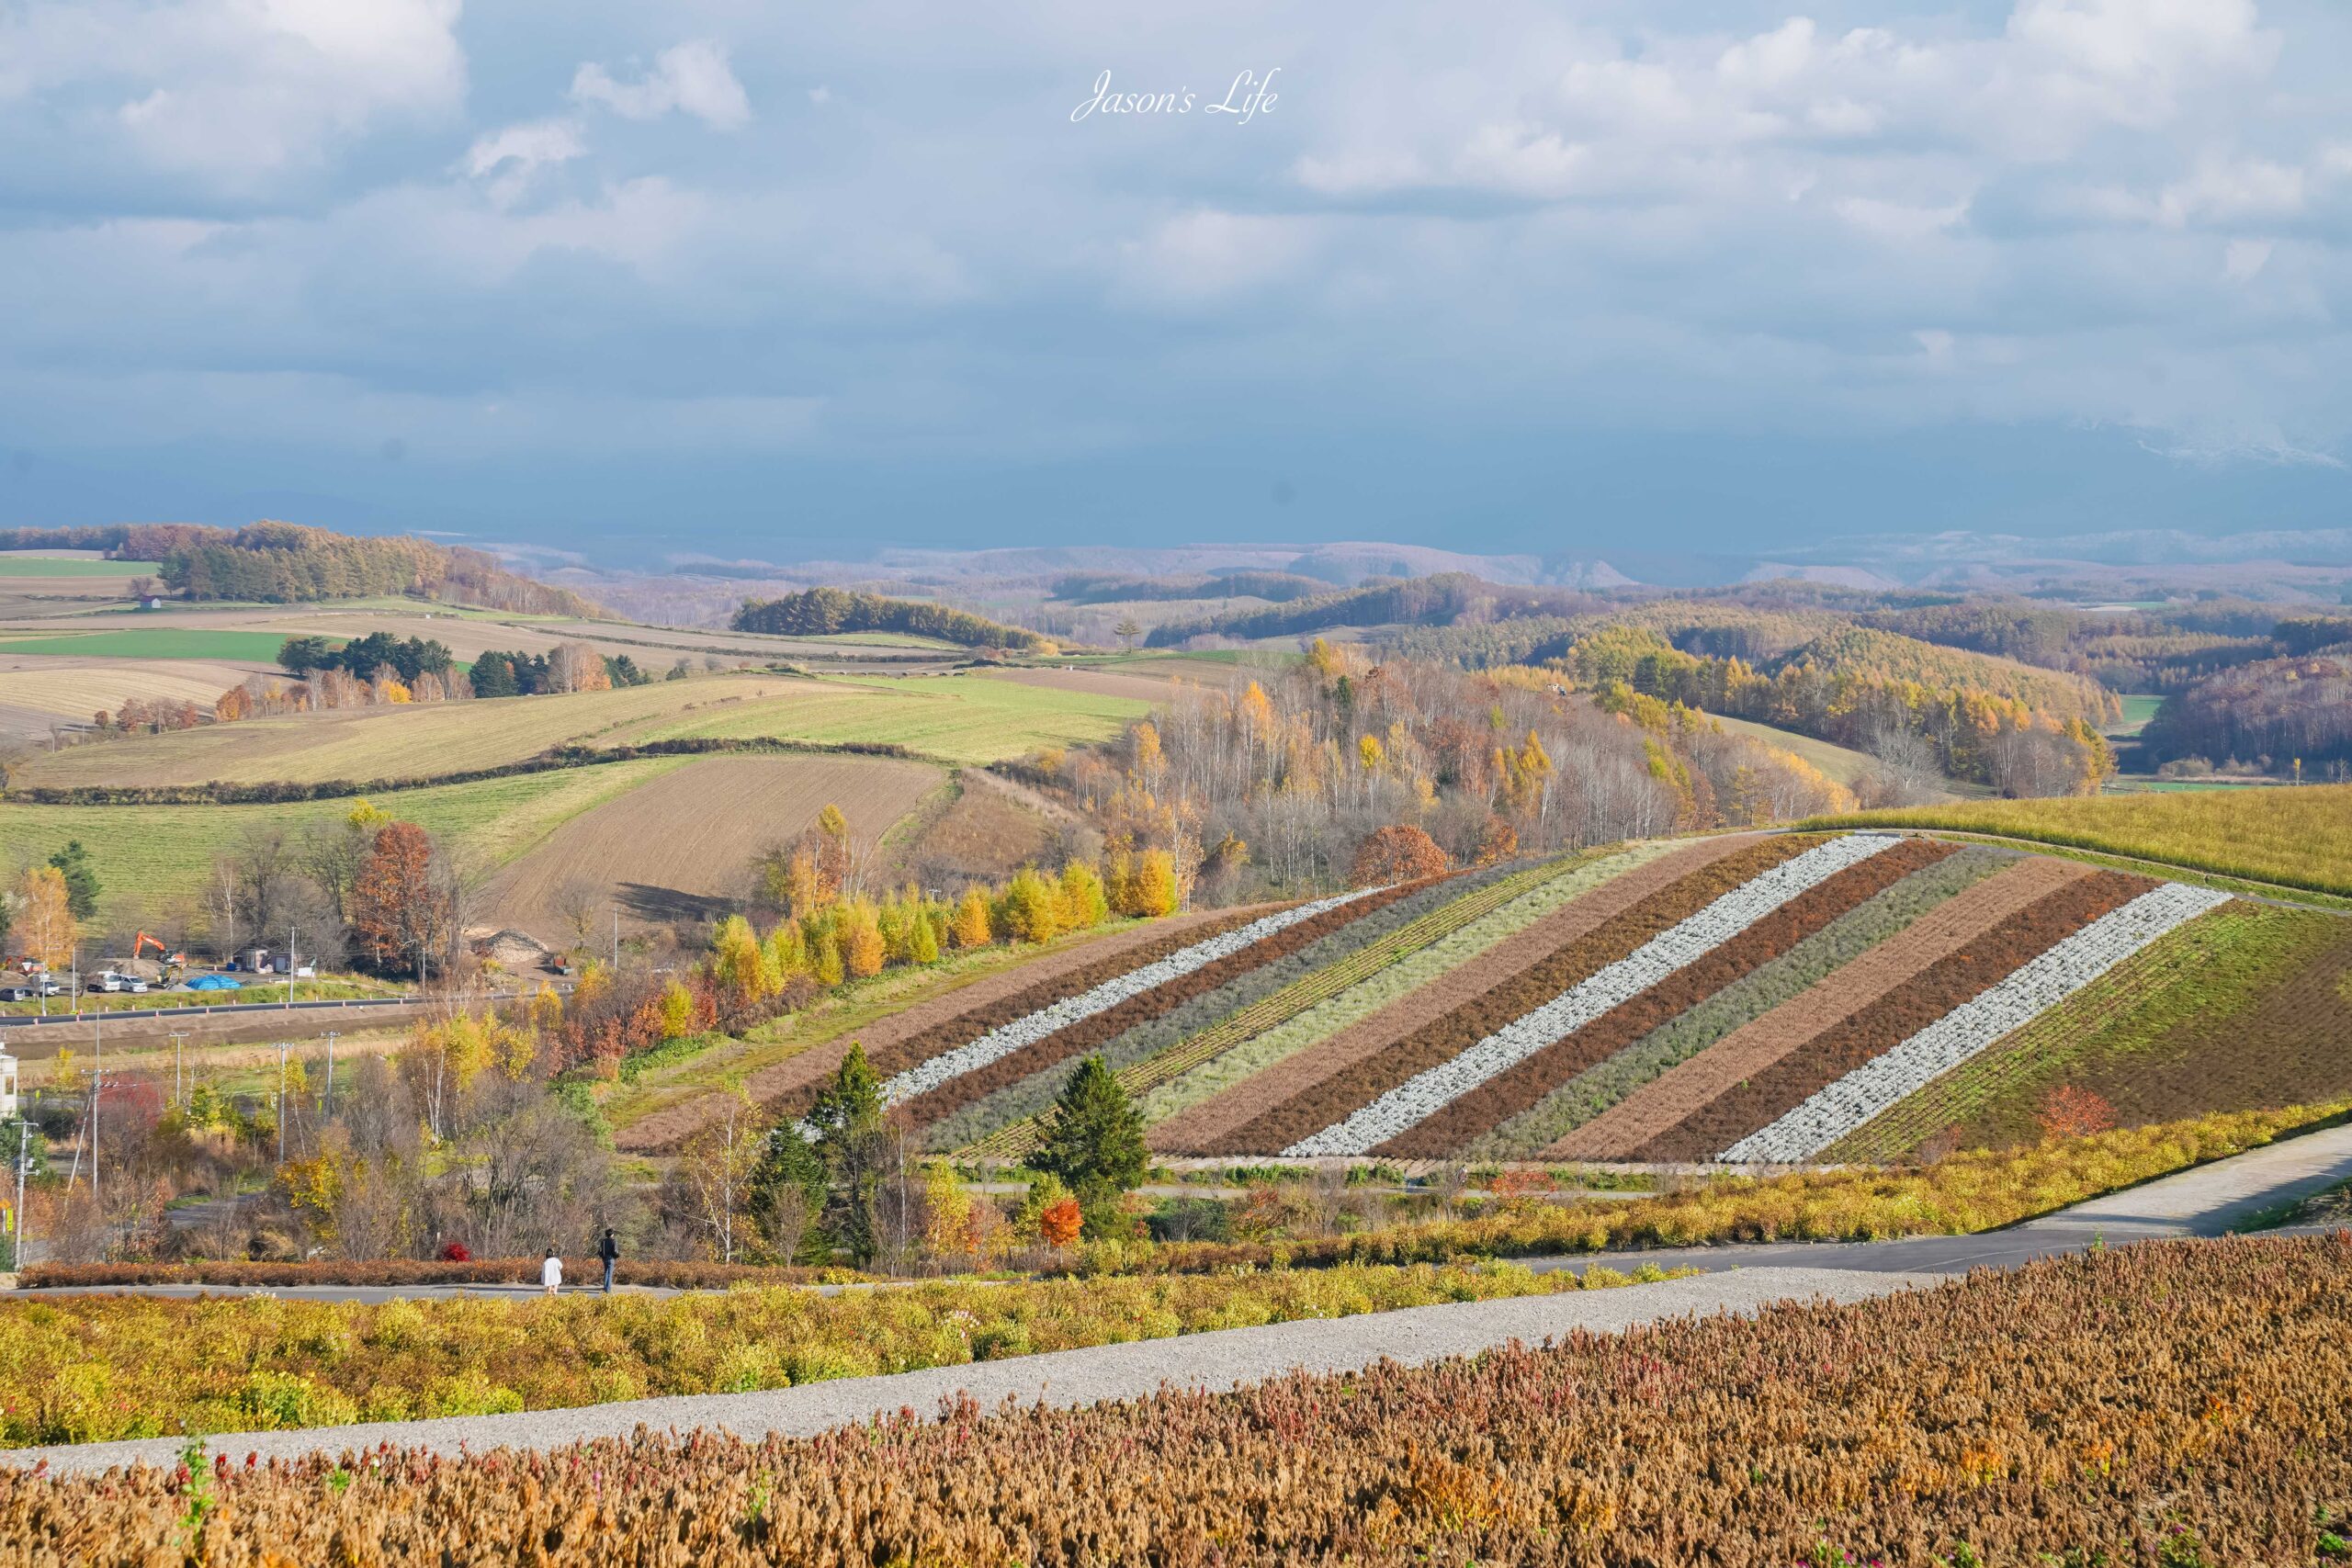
[1138,841,1699,1154]
[1464,845,2011,1160]
[1159,835,1775,1156]
[888,880,1419,1131]
[1724,881,2232,1161]
[1374,837,1949,1157]
[1541,855,2092,1161]
[618,908,1243,1152]
[1625,869,2152,1161]
[1826,902,2352,1160]
[936,862,1535,1156]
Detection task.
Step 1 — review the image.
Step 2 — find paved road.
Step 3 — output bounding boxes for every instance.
[5,1124,2344,1474]
[5,1266,1940,1476]
[1525,1120,2352,1280]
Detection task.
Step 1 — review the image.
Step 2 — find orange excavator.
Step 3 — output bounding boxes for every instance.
[133,931,188,978]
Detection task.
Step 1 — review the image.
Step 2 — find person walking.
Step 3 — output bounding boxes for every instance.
[597,1227,620,1293]
[541,1247,562,1297]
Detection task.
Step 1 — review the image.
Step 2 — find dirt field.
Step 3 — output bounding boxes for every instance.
[476,754,943,941]
[0,655,271,741]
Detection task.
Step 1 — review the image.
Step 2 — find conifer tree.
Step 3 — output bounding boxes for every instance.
[1028,1054,1147,1235]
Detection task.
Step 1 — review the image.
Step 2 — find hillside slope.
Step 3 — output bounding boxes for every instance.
[635,827,2350,1164]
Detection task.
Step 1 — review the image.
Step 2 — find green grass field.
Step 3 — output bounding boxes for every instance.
[1810,784,2352,898]
[0,759,689,928]
[2105,694,2164,738]
[0,629,288,660]
[0,557,158,580]
[638,674,1148,762]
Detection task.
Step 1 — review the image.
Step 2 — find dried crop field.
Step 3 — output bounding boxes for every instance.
[10,1236,2346,1565]
[476,754,944,941]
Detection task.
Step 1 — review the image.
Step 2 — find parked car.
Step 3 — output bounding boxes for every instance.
[0,986,33,1002]
[35,978,62,997]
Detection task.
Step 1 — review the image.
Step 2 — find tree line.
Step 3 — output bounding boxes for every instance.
[731,587,1046,651]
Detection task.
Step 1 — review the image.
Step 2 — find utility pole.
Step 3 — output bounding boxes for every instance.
[14,1111,28,1271]
[286,923,297,1010]
[90,983,99,1220]
[170,1031,187,1109]
[322,1032,337,1114]
[277,1042,288,1164]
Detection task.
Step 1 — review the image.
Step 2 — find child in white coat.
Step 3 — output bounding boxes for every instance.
[541,1248,562,1296]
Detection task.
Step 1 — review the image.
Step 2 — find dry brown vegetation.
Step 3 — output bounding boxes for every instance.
[9,1235,2346,1565]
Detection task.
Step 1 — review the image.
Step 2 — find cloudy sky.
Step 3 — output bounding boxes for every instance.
[3,0,2349,565]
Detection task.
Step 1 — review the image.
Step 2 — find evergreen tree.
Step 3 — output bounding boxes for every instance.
[46,840,99,921]
[748,1123,830,1265]
[1027,1054,1148,1234]
[808,1042,888,1267]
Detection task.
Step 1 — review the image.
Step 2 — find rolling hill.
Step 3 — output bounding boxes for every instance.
[623,825,2352,1162]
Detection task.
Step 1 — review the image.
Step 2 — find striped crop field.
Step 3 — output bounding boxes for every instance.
[638,829,2352,1165]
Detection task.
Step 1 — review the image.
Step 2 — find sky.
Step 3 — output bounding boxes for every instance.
[2,0,2350,569]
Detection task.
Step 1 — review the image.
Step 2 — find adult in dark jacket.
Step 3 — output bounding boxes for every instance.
[597,1227,620,1292]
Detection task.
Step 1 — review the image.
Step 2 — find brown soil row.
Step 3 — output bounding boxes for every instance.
[1196,836,1813,1156]
[1628,868,2153,1162]
[618,908,1245,1152]
[1544,855,2094,1161]
[1372,838,1954,1158]
[891,877,1437,1129]
[1148,835,1766,1156]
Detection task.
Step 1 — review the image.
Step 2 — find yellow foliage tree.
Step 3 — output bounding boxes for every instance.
[839,899,886,980]
[11,865,76,967]
[1126,848,1179,917]
[950,886,994,948]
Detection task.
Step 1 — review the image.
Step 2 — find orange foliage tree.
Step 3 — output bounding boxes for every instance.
[2036,1085,2118,1140]
[348,822,447,976]
[1350,824,1449,887]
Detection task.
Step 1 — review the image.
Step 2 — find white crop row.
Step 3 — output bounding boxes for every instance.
[876,887,1375,1111]
[1281,833,1904,1157]
[1717,881,2231,1164]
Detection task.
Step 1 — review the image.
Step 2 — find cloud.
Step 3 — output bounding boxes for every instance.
[1,0,465,192]
[462,118,587,203]
[571,39,750,130]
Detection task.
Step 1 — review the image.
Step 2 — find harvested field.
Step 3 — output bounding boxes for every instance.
[894,770,1057,882]
[0,760,689,932]
[477,755,943,942]
[1545,855,2093,1161]
[1467,847,2012,1160]
[12,1238,2346,1566]
[0,655,266,740]
[1628,869,2152,1161]
[617,909,1244,1153]
[1375,838,1952,1157]
[1814,783,2352,897]
[1152,838,1760,1156]
[6,671,822,789]
[1834,903,2352,1159]
[638,674,1149,764]
[1214,837,1814,1157]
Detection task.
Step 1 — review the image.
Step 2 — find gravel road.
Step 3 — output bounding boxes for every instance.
[5,1265,1937,1477]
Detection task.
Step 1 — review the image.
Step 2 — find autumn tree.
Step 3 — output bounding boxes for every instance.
[11,865,76,966]
[950,886,994,948]
[2036,1085,2118,1140]
[679,1089,764,1264]
[1350,824,1448,887]
[348,822,449,976]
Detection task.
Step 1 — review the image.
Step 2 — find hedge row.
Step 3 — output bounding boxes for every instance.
[16,1256,865,1292]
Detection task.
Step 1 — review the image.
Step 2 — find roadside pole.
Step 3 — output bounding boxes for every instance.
[286,923,296,1010]
[170,1031,187,1109]
[277,1042,288,1163]
[13,1111,27,1272]
[90,986,99,1220]
[322,1031,337,1115]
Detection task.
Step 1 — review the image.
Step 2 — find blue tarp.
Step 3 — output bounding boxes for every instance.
[185,975,243,991]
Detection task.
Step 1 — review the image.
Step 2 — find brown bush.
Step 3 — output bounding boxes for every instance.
[1351,825,1449,886]
[8,1235,2346,1566]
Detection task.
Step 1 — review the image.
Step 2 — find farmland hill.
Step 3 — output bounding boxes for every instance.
[618,806,2352,1165]
[0,522,598,615]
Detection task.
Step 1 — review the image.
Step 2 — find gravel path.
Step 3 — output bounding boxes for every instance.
[3,1266,1936,1477]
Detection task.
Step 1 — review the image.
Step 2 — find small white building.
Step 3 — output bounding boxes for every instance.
[0,1049,17,1120]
